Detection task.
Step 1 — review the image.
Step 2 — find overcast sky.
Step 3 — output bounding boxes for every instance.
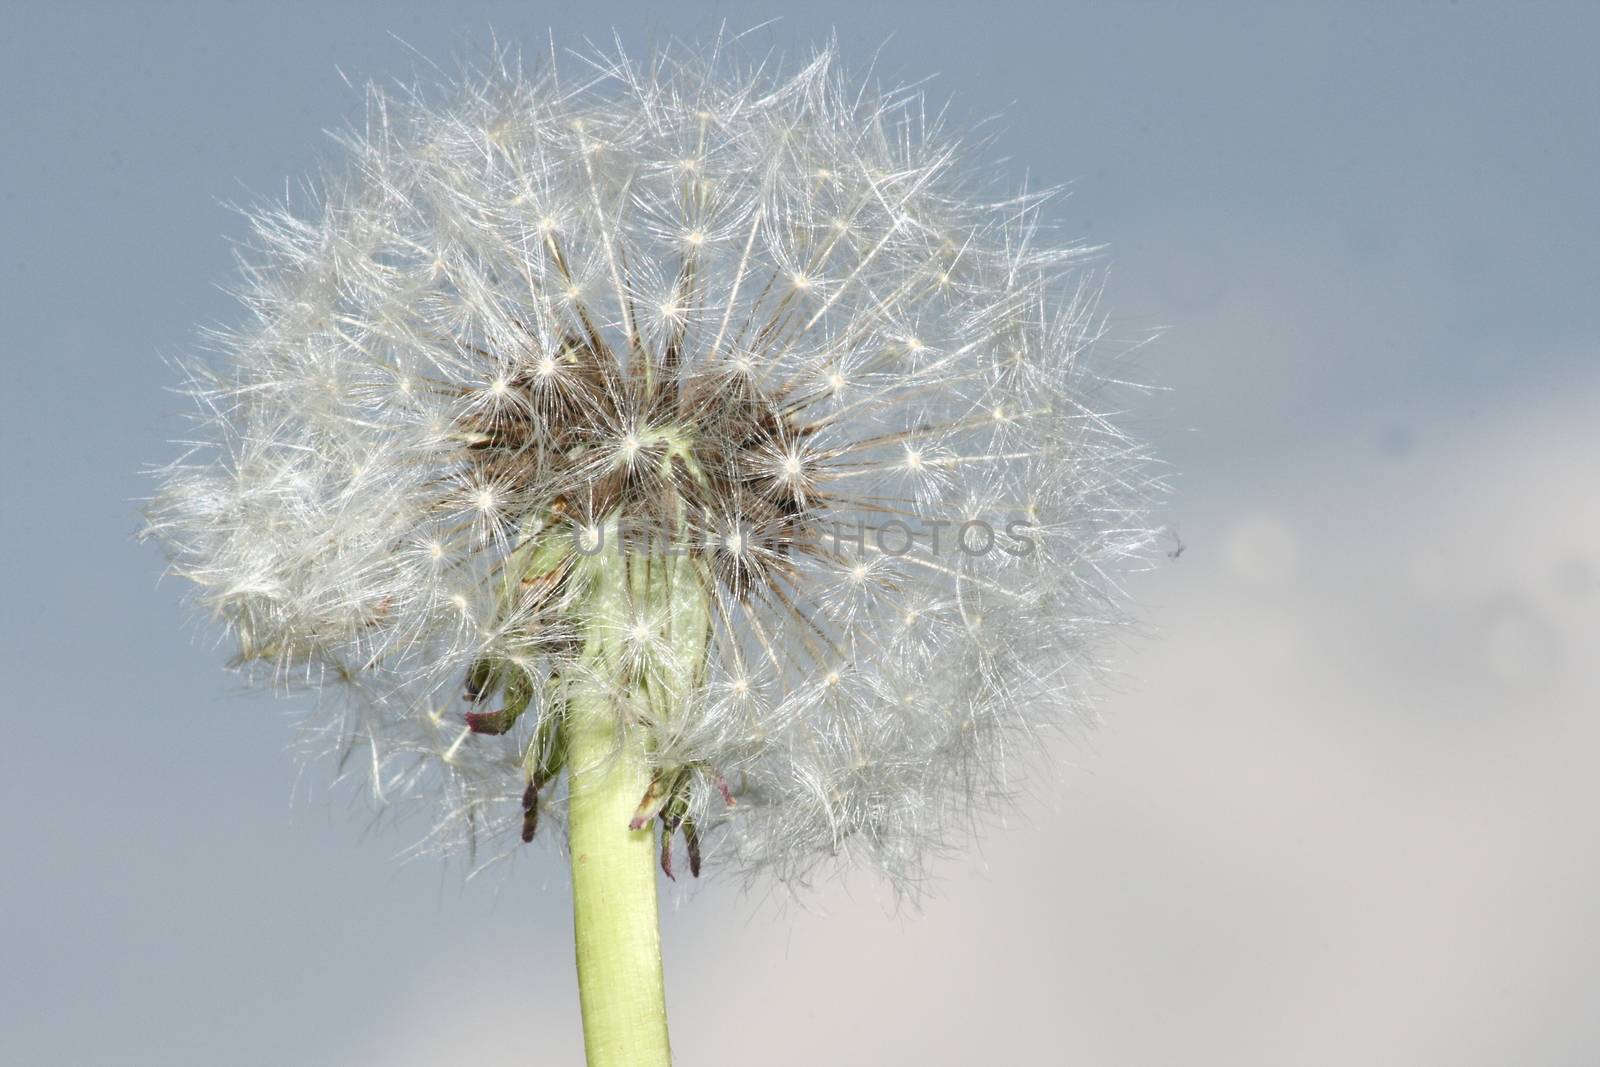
[3,3,1597,1064]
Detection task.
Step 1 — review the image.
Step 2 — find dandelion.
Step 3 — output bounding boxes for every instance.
[145,34,1160,1065]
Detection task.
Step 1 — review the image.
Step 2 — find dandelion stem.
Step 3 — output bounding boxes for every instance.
[566,676,673,1067]
[564,541,708,1067]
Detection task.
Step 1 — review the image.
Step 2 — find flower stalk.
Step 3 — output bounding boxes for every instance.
[562,527,711,1065]
[566,678,672,1067]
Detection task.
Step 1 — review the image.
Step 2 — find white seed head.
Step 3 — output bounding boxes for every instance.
[143,37,1162,893]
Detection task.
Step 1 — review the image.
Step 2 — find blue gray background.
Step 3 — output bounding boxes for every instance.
[3,3,1597,1064]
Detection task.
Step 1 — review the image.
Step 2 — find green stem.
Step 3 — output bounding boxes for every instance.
[563,538,708,1066]
[567,678,672,1067]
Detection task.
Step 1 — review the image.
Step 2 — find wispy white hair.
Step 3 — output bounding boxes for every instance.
[146,32,1162,893]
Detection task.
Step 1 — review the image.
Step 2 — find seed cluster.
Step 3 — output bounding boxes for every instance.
[145,39,1161,890]
[453,323,821,595]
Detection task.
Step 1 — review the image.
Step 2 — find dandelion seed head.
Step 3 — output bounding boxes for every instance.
[143,35,1162,894]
